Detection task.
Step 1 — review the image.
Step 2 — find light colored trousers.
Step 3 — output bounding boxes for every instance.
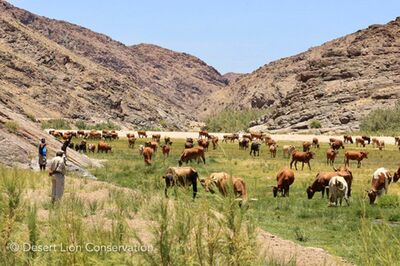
[52,173,65,201]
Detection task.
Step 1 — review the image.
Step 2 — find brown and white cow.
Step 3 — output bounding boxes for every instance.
[198,130,209,139]
[138,130,147,138]
[367,168,392,204]
[273,168,295,197]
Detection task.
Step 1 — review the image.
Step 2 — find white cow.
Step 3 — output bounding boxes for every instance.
[328,176,349,206]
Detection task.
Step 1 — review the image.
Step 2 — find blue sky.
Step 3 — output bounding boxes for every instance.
[9,0,400,74]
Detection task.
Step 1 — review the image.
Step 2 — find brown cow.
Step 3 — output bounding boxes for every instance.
[152,134,161,143]
[282,145,296,158]
[394,136,400,146]
[145,141,158,152]
[269,144,277,158]
[367,168,392,204]
[265,138,276,147]
[200,172,248,202]
[343,135,353,144]
[198,139,210,151]
[126,133,135,139]
[273,168,295,197]
[143,147,153,165]
[138,130,147,138]
[163,167,199,198]
[162,144,170,157]
[178,147,206,166]
[250,132,265,141]
[302,141,312,152]
[239,139,249,150]
[198,130,209,138]
[111,132,119,140]
[290,151,314,170]
[326,148,339,165]
[128,137,136,148]
[210,136,219,150]
[185,141,194,149]
[89,131,102,140]
[223,134,239,143]
[330,140,344,150]
[355,137,365,147]
[312,137,319,148]
[393,167,400,183]
[377,140,385,150]
[97,141,112,153]
[344,151,368,168]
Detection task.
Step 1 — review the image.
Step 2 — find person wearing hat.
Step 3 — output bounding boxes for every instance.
[38,138,47,171]
[49,150,67,203]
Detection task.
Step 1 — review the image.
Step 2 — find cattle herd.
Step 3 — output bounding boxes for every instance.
[48,129,400,206]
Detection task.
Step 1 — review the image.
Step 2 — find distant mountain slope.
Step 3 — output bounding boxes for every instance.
[206,17,400,131]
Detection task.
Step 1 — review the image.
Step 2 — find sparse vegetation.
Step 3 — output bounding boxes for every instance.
[74,120,88,130]
[91,120,121,131]
[41,119,71,130]
[309,119,321,129]
[205,109,268,132]
[360,101,400,133]
[4,121,19,133]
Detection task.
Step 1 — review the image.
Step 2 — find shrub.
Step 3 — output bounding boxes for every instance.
[75,120,88,130]
[26,113,36,122]
[4,121,19,133]
[309,120,321,129]
[205,109,268,132]
[91,120,121,131]
[360,101,400,133]
[41,119,71,129]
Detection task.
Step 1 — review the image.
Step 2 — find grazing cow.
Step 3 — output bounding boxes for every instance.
[145,141,158,152]
[239,139,249,150]
[250,132,265,141]
[367,168,392,204]
[328,176,349,206]
[343,135,353,144]
[138,130,147,138]
[77,130,85,138]
[290,151,314,170]
[102,133,112,141]
[355,137,365,147]
[329,138,338,144]
[178,147,206,166]
[186,137,194,143]
[75,141,87,153]
[88,144,96,153]
[273,168,295,197]
[242,134,252,140]
[163,167,199,199]
[162,144,170,157]
[152,134,161,143]
[344,151,368,168]
[302,141,312,152]
[184,142,194,149]
[330,140,344,150]
[282,145,296,159]
[200,172,248,202]
[377,140,385,150]
[210,136,219,150]
[143,147,153,165]
[312,137,319,148]
[111,132,119,140]
[326,148,338,165]
[362,135,371,144]
[97,142,112,153]
[249,142,261,156]
[333,165,353,197]
[138,145,144,155]
[126,133,135,139]
[394,136,400,146]
[269,144,277,158]
[128,137,136,148]
[223,134,239,143]
[89,131,102,140]
[198,130,209,139]
[164,136,172,145]
[198,139,210,151]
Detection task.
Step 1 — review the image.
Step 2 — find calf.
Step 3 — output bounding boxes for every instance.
[343,135,353,144]
[128,137,136,148]
[282,145,296,158]
[362,135,371,144]
[152,134,161,143]
[377,140,385,150]
[326,148,338,165]
[163,167,198,199]
[290,151,314,170]
[249,142,261,156]
[211,136,219,150]
[273,168,295,197]
[239,139,249,150]
[367,167,392,204]
[344,151,368,168]
[312,137,319,148]
[200,172,248,202]
[355,137,365,147]
[330,140,344,150]
[328,176,349,206]
[302,141,312,152]
[138,130,147,138]
[178,147,206,166]
[143,147,153,165]
[161,144,170,157]
[269,144,277,158]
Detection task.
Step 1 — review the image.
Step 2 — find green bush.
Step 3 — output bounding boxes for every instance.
[360,101,400,133]
[41,119,71,130]
[4,121,19,133]
[309,120,321,129]
[91,120,121,131]
[205,109,268,132]
[75,120,88,130]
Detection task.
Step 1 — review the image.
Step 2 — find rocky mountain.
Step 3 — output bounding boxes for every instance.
[206,17,400,132]
[222,72,246,85]
[0,0,227,130]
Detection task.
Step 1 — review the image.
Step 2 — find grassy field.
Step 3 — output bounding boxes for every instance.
[1,136,400,265]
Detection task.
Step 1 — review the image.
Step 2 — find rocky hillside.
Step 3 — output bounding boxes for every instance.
[206,17,400,132]
[0,0,227,130]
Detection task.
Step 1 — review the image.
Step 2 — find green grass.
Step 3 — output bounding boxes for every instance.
[41,119,71,130]
[4,121,19,133]
[360,101,400,133]
[204,109,269,132]
[84,137,400,265]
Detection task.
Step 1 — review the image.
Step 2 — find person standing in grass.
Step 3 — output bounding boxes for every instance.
[49,151,67,203]
[38,138,47,171]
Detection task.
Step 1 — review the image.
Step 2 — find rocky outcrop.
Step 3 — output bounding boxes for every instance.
[206,17,400,131]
